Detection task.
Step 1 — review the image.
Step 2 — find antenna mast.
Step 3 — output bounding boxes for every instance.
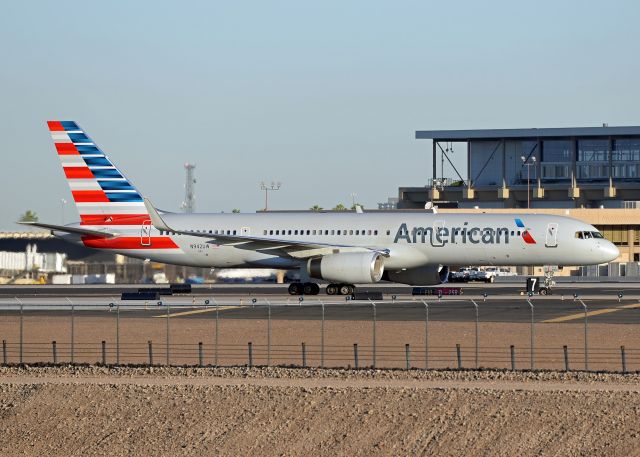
[181,163,196,213]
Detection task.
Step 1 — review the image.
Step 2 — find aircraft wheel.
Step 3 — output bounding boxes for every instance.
[288,283,301,295]
[311,283,320,295]
[302,282,317,295]
[326,284,338,295]
[340,284,354,295]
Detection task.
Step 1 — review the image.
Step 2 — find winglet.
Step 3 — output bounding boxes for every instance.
[143,198,173,232]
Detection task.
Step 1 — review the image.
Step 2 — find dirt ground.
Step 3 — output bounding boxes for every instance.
[0,313,638,371]
[0,366,640,456]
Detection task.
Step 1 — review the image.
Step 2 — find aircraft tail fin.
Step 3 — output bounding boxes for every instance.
[47,121,150,226]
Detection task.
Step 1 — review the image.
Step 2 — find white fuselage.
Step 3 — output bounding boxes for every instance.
[62,211,619,271]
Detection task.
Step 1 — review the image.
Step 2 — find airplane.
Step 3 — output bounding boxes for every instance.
[20,120,620,295]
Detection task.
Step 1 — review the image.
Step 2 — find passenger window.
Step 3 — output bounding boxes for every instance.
[233,230,237,235]
[269,230,273,235]
[312,230,316,235]
[306,230,310,235]
[276,230,280,235]
[337,230,341,235]
[386,230,390,236]
[295,230,298,235]
[355,230,359,235]
[374,230,378,235]
[331,230,335,235]
[510,231,515,236]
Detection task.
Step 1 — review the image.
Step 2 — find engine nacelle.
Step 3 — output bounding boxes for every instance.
[307,252,385,284]
[383,265,450,286]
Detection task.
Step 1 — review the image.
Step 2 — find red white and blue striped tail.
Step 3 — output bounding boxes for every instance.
[47,121,150,227]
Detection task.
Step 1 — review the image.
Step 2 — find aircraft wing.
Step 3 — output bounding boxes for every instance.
[17,221,116,238]
[143,199,390,258]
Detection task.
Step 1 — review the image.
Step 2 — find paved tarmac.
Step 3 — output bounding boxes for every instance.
[0,281,638,298]
[0,281,639,324]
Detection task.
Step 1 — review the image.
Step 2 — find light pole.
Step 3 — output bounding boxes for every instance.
[260,181,281,211]
[350,192,357,208]
[521,156,536,209]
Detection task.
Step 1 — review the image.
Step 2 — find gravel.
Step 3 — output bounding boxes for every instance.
[0,365,638,456]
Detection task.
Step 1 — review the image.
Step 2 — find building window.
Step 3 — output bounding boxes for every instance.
[543,140,572,162]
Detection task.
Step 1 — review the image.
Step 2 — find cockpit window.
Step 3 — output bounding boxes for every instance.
[575,231,603,239]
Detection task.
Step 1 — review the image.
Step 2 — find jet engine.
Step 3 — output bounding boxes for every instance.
[307,252,385,284]
[383,265,450,286]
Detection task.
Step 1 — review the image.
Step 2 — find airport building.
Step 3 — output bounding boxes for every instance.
[398,125,640,269]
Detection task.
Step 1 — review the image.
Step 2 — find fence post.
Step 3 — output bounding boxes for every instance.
[248,342,253,368]
[267,300,271,367]
[353,343,359,369]
[16,298,23,364]
[526,299,535,370]
[471,300,479,369]
[456,343,462,369]
[116,303,120,365]
[148,340,153,365]
[2,340,6,365]
[301,342,307,368]
[621,346,627,374]
[563,345,570,371]
[578,299,588,371]
[510,345,516,371]
[198,342,204,367]
[215,299,219,367]
[52,341,57,364]
[405,343,410,370]
[66,298,75,364]
[166,304,170,366]
[320,301,325,368]
[101,341,106,365]
[422,300,429,370]
[369,299,376,369]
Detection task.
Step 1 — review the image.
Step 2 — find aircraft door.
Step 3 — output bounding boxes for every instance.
[433,220,445,247]
[545,223,558,248]
[140,219,152,246]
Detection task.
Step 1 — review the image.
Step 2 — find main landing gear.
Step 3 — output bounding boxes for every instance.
[288,282,320,295]
[325,283,355,296]
[287,283,356,296]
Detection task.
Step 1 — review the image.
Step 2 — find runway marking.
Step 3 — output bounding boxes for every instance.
[153,306,240,318]
[542,303,640,323]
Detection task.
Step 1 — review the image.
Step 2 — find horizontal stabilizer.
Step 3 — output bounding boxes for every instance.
[17,221,116,238]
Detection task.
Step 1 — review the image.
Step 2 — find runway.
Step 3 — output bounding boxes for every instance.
[0,281,639,324]
[0,280,637,298]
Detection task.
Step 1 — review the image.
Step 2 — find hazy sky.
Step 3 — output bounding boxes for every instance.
[1,0,639,229]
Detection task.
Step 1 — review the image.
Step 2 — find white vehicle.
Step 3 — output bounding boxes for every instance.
[22,121,620,296]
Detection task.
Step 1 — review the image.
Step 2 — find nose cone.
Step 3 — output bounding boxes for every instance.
[600,242,620,263]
